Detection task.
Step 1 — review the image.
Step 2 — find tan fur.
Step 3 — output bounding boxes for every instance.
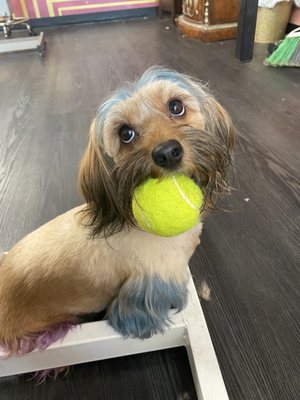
[0,205,201,344]
[0,68,233,352]
[103,81,205,160]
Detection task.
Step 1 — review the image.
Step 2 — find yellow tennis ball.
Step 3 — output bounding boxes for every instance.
[132,174,203,237]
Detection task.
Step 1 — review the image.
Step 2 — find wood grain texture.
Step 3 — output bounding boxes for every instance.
[178,0,239,41]
[0,348,197,400]
[209,0,239,25]
[0,19,299,400]
[177,17,237,42]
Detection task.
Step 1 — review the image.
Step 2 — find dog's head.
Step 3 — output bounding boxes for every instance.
[78,67,234,237]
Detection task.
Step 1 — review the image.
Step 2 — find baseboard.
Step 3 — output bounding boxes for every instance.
[29,8,157,28]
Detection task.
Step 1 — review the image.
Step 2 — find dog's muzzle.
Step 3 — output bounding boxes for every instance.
[152,139,183,169]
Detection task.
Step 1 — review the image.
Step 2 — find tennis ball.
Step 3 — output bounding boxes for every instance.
[132,174,203,237]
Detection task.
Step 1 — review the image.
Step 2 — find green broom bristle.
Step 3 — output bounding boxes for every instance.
[265,35,300,67]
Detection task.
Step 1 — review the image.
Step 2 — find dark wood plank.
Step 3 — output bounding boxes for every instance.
[0,19,299,400]
[0,348,197,400]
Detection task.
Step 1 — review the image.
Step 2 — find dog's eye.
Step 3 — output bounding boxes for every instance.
[119,126,136,144]
[168,100,185,117]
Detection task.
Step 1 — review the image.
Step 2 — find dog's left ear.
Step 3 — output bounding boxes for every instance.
[78,120,125,238]
[193,86,235,199]
[202,95,235,154]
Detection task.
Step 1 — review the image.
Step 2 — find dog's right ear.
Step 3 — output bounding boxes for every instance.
[78,120,124,238]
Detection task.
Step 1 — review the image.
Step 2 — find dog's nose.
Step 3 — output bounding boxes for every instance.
[152,140,183,169]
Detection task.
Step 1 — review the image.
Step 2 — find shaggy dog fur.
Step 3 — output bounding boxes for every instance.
[0,67,234,358]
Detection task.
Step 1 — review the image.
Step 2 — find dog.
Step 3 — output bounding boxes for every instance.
[0,67,234,358]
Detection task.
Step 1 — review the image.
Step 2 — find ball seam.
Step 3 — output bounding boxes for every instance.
[172,175,198,210]
[133,199,153,231]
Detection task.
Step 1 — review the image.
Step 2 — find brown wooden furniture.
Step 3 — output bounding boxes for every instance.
[177,0,239,42]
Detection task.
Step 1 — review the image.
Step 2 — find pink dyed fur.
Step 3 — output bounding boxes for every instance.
[0,321,77,358]
[0,321,77,380]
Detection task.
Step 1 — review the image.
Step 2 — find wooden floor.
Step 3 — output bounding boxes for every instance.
[0,18,299,400]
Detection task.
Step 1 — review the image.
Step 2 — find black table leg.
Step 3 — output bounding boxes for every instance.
[235,0,259,62]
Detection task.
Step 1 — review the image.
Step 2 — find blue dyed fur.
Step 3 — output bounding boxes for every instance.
[95,67,208,145]
[107,274,188,338]
[133,67,197,94]
[96,88,130,145]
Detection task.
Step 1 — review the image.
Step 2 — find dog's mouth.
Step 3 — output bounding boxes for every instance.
[113,128,232,223]
[81,133,231,238]
[114,153,205,204]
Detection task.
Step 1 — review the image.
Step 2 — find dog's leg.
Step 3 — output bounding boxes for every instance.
[107,273,188,339]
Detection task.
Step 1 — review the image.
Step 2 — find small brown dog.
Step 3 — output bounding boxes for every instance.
[0,67,234,357]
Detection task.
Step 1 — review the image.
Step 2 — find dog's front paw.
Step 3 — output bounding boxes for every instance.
[108,301,164,339]
[107,274,188,339]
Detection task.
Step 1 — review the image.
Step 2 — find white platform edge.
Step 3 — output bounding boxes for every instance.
[0,32,45,54]
[0,268,229,400]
